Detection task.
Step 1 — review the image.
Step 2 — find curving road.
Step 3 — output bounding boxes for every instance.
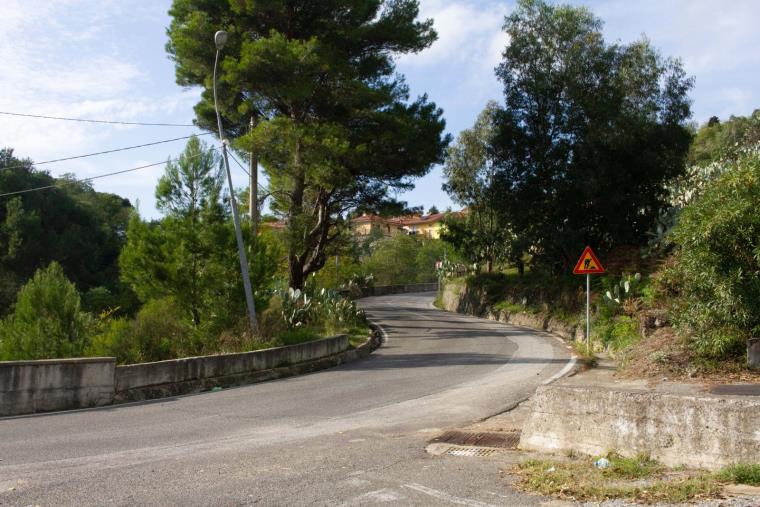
[0,293,570,506]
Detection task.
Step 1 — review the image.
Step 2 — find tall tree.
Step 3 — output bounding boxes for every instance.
[442,101,516,273]
[490,0,693,269]
[166,0,449,289]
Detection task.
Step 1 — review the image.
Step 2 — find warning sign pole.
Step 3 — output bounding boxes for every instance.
[586,273,590,348]
[572,246,605,352]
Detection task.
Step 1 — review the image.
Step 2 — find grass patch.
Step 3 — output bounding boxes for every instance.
[279,327,321,346]
[347,324,372,348]
[717,463,760,486]
[512,455,722,504]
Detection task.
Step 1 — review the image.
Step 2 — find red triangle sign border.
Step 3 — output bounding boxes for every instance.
[573,246,605,274]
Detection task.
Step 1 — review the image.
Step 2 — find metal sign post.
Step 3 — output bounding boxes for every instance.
[586,273,590,349]
[573,246,605,352]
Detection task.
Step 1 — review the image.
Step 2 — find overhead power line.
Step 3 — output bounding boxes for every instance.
[227,150,270,193]
[0,110,198,127]
[0,149,215,199]
[0,133,214,172]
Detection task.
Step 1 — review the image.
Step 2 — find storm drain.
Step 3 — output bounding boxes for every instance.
[431,430,521,449]
[446,447,500,457]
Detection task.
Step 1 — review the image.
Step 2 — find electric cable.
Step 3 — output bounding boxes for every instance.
[0,110,197,127]
[227,150,271,194]
[0,133,214,172]
[0,149,216,199]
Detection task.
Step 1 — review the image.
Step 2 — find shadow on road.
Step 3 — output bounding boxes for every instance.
[342,352,568,370]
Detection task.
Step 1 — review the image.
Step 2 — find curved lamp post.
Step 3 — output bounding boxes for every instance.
[212,30,258,332]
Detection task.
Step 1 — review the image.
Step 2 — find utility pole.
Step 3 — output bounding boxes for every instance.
[213,30,257,333]
[248,116,258,235]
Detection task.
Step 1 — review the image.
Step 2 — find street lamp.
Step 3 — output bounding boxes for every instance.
[212,30,258,332]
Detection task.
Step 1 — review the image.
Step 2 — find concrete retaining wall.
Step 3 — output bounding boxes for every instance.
[114,334,349,402]
[520,385,760,470]
[362,282,438,297]
[1,335,354,415]
[0,357,115,416]
[440,281,581,341]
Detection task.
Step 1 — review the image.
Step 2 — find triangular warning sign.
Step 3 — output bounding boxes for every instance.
[573,246,605,274]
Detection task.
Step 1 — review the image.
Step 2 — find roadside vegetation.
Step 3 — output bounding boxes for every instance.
[3,0,760,379]
[510,452,760,503]
[1,1,455,364]
[434,0,760,378]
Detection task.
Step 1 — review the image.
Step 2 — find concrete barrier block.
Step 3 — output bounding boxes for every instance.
[519,385,760,470]
[0,357,115,416]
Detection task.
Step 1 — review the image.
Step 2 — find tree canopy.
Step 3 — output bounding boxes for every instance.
[166,0,449,289]
[442,102,516,272]
[489,0,693,269]
[0,148,133,315]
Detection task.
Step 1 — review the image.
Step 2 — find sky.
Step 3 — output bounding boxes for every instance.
[2,0,759,219]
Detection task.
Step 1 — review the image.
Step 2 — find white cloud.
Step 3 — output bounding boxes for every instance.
[400,1,509,69]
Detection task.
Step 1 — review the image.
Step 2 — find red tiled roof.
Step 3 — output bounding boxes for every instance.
[351,210,464,226]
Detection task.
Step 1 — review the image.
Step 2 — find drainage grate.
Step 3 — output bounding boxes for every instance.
[446,447,500,457]
[431,430,521,449]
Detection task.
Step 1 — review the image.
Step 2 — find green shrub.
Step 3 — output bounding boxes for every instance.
[593,315,639,352]
[668,149,760,358]
[362,235,445,285]
[0,262,91,360]
[717,463,760,485]
[87,297,191,364]
[86,317,136,363]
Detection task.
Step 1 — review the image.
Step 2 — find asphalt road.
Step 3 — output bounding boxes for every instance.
[0,293,571,506]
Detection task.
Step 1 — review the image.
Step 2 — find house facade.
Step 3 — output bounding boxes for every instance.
[350,211,457,239]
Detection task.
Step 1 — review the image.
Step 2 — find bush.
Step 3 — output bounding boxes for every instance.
[362,235,445,285]
[668,149,760,358]
[0,262,91,360]
[87,297,191,364]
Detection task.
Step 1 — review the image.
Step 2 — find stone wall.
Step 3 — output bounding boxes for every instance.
[520,385,760,469]
[0,357,115,417]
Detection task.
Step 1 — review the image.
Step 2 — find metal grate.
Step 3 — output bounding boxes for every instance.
[446,447,500,457]
[431,430,521,449]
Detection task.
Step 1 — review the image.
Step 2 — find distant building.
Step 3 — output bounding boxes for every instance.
[262,210,464,240]
[350,210,462,239]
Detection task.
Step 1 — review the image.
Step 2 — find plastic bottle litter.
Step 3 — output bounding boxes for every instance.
[594,457,610,469]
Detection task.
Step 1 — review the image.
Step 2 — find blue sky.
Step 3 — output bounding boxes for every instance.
[2,0,759,219]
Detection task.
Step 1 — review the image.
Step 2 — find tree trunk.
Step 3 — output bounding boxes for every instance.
[517,259,525,276]
[288,139,306,290]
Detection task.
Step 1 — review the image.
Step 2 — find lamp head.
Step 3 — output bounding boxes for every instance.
[214,30,228,50]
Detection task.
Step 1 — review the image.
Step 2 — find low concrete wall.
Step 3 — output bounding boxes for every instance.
[1,335,359,415]
[520,385,760,470]
[441,281,582,341]
[114,334,349,402]
[362,282,438,297]
[0,357,115,416]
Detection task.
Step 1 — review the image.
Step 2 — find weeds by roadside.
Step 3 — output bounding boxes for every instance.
[508,452,760,504]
